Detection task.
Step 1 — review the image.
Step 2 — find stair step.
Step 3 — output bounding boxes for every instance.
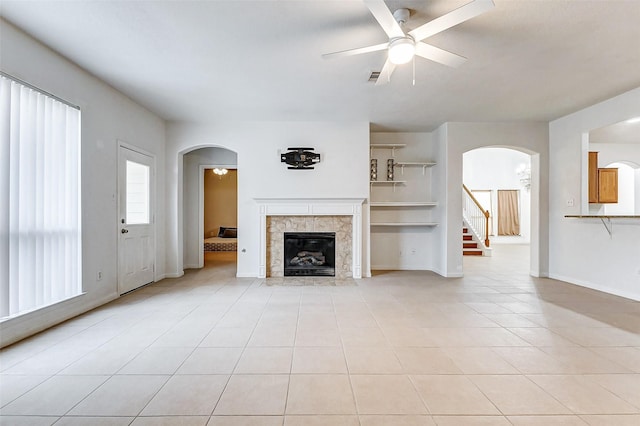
[463,235,473,241]
[463,250,483,256]
[463,228,468,233]
[463,242,478,248]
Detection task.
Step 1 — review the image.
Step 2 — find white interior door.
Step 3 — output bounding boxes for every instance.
[118,145,155,294]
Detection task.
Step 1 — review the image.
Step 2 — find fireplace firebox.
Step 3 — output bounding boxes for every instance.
[284,232,335,276]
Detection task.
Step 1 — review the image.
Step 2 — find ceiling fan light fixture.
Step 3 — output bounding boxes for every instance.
[388,37,415,65]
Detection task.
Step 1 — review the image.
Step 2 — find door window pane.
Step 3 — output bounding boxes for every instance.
[126,160,150,224]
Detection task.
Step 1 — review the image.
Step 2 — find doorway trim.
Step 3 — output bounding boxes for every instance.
[117,140,157,294]
[197,164,238,268]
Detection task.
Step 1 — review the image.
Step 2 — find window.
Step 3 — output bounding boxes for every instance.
[125,160,150,225]
[0,75,82,318]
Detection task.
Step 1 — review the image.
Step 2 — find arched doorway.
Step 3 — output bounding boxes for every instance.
[462,146,538,275]
[182,146,238,274]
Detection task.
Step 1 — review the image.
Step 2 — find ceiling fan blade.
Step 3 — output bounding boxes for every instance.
[415,42,467,68]
[322,42,388,60]
[408,0,495,42]
[375,59,396,86]
[364,0,405,39]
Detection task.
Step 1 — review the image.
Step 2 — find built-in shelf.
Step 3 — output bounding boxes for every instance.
[370,201,437,207]
[369,143,438,230]
[370,181,407,184]
[370,222,438,227]
[394,161,436,175]
[370,180,406,192]
[370,144,407,148]
[370,143,406,157]
[565,215,640,237]
[393,162,436,166]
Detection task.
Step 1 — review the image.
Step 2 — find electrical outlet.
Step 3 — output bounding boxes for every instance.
[410,248,416,255]
[97,271,103,281]
[566,198,575,207]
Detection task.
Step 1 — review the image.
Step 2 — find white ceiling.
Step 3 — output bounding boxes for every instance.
[1,0,639,132]
[590,119,640,144]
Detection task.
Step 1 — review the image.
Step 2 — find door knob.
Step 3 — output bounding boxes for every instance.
[121,229,129,234]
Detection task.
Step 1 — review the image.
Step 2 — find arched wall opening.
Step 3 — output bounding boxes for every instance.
[440,122,548,279]
[462,147,534,273]
[180,145,239,273]
[460,145,540,275]
[463,147,532,245]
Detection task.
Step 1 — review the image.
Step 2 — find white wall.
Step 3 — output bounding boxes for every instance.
[442,122,549,278]
[431,125,449,276]
[183,147,237,268]
[601,163,635,215]
[0,20,166,346]
[369,132,438,270]
[589,143,640,216]
[166,121,370,278]
[550,87,640,301]
[463,147,532,242]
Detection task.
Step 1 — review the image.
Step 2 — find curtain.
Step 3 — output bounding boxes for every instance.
[0,76,81,318]
[497,190,520,236]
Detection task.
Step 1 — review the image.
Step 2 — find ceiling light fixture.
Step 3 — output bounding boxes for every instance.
[625,116,640,124]
[388,37,415,65]
[213,168,228,176]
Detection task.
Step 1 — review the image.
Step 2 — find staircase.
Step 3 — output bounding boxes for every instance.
[462,184,491,257]
[463,227,483,256]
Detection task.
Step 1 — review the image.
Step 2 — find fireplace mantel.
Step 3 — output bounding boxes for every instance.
[254,198,365,279]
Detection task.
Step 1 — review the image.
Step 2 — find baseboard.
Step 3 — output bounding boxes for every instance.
[371,264,433,271]
[235,272,256,278]
[183,264,200,270]
[548,273,640,302]
[164,271,184,279]
[530,270,549,278]
[0,292,119,348]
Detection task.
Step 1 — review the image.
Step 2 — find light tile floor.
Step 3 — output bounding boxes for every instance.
[1,246,639,425]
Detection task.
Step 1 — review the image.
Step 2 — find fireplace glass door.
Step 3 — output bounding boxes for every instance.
[283,232,335,276]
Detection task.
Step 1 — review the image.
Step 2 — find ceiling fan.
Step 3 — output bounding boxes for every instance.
[323,0,495,85]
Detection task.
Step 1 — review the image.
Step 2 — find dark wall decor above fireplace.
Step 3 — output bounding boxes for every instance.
[280,147,321,170]
[284,232,335,276]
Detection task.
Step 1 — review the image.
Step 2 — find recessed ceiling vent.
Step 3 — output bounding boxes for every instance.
[368,71,381,82]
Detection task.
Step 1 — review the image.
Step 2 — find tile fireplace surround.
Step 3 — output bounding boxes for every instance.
[255,198,364,279]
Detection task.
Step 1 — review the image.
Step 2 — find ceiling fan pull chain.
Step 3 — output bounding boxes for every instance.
[412,56,416,86]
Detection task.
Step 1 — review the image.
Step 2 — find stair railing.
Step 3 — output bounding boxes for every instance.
[462,184,490,247]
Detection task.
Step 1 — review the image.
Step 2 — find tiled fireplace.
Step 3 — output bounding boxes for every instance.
[255,198,364,279]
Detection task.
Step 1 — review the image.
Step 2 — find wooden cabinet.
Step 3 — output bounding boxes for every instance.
[588,152,599,203]
[589,151,618,204]
[597,168,618,203]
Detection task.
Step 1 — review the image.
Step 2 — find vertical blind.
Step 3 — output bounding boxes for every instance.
[0,75,81,318]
